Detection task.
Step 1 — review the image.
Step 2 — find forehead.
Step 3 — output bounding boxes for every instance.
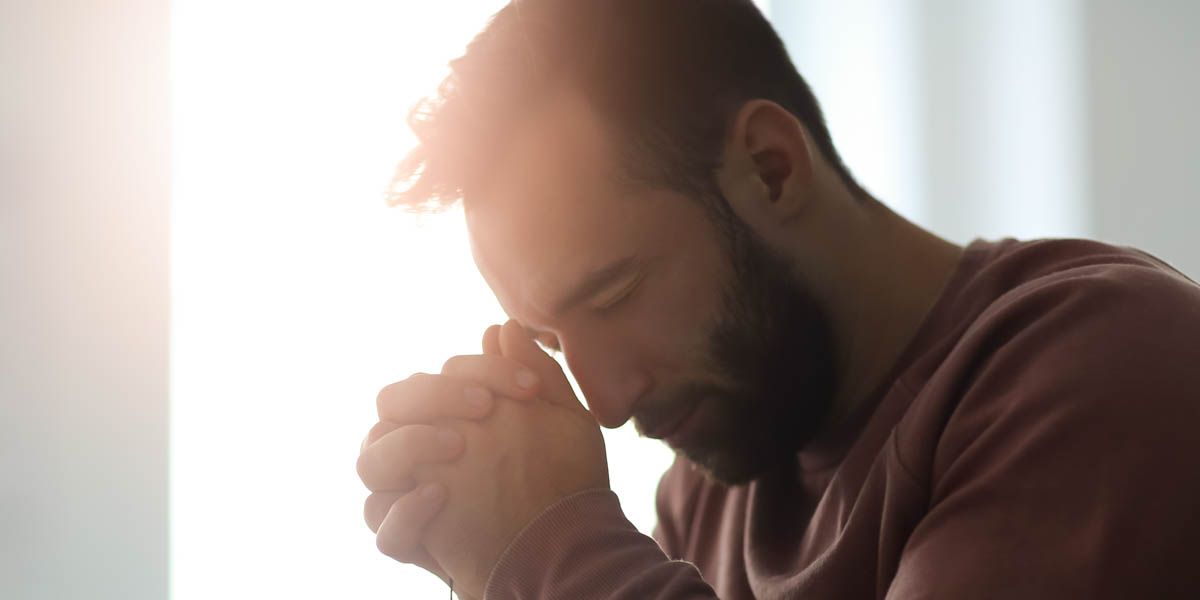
[462,90,680,320]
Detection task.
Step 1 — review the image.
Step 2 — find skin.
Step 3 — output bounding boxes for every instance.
[359,87,964,598]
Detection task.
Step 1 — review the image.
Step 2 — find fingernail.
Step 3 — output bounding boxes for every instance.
[421,483,443,501]
[437,429,462,451]
[464,387,492,412]
[515,370,538,389]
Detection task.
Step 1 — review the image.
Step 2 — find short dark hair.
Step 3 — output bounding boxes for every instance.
[387,0,866,214]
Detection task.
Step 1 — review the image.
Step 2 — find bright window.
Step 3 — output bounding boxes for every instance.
[170,1,674,597]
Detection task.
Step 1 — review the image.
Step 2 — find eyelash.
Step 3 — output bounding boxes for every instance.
[530,275,645,355]
[596,274,643,313]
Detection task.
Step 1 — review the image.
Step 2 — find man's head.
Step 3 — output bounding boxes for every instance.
[391,0,870,484]
[391,0,868,215]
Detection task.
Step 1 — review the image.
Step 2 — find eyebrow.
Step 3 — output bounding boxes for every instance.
[550,255,640,316]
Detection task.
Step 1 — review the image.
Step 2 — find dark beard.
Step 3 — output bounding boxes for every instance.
[660,219,839,486]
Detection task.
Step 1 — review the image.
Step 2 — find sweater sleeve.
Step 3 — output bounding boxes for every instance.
[886,265,1200,599]
[483,489,719,600]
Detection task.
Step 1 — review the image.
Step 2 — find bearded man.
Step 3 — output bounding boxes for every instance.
[355,1,1200,598]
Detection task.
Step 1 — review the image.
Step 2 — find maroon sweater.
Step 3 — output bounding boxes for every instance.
[483,238,1200,599]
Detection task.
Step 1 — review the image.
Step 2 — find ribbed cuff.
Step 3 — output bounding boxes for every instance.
[483,488,634,599]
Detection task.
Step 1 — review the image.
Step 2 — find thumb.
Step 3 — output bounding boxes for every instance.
[497,319,581,411]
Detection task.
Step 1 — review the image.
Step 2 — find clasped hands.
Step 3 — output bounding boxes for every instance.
[357,320,609,599]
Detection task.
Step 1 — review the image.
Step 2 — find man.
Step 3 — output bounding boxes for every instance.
[356,1,1200,598]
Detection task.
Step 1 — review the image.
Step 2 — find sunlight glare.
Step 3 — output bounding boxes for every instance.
[170,2,674,598]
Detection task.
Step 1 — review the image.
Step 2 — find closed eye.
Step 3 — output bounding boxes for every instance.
[595,272,644,312]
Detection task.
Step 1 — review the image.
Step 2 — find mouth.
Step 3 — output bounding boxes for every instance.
[642,399,703,447]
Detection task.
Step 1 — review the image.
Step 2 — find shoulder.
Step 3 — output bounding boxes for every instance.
[902,238,1200,488]
[888,242,1200,597]
[908,237,1200,386]
[938,237,1200,373]
[965,238,1200,375]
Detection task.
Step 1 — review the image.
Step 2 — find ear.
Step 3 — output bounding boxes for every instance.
[715,100,816,228]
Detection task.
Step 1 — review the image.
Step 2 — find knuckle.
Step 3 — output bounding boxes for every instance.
[364,421,392,448]
[442,353,518,390]
[355,450,375,487]
[375,507,420,561]
[375,384,393,414]
[364,491,401,533]
[356,437,410,491]
[376,530,410,560]
[406,372,434,385]
[440,355,465,375]
[378,373,435,419]
[377,376,419,414]
[363,495,381,531]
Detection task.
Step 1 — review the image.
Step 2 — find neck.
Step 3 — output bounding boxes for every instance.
[822,200,963,429]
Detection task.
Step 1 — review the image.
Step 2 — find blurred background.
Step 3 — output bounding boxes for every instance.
[2,0,1197,598]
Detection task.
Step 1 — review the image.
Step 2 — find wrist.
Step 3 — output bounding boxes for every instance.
[484,488,629,599]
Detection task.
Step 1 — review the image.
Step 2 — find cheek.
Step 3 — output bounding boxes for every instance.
[645,265,727,370]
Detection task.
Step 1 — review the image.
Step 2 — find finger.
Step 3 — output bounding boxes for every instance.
[499,318,581,410]
[357,425,464,492]
[440,353,541,400]
[376,372,494,424]
[361,420,400,452]
[364,490,405,533]
[374,482,448,565]
[482,323,502,356]
[365,492,450,582]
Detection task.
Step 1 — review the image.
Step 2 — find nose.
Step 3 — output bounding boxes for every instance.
[559,334,652,429]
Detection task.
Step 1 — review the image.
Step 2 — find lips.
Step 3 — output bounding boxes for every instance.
[665,400,704,448]
[643,399,702,446]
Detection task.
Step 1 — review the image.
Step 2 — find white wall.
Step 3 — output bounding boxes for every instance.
[1086,0,1200,278]
[0,1,170,598]
[775,0,1089,244]
[914,0,1089,244]
[774,0,1200,279]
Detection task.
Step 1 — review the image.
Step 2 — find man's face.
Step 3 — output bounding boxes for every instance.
[465,93,837,484]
